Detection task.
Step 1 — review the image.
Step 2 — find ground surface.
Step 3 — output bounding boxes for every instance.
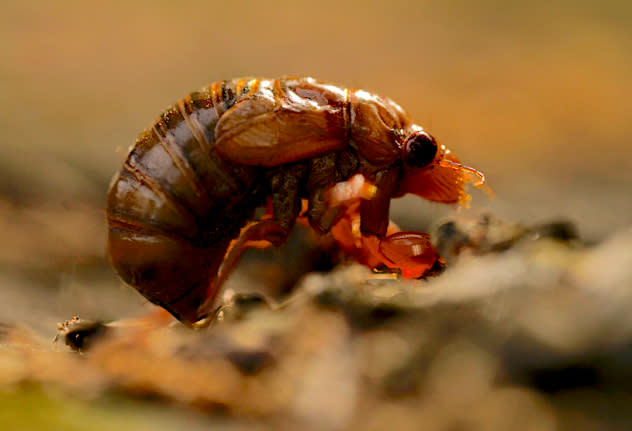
[2,214,632,430]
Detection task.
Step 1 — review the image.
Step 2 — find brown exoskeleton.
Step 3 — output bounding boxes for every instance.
[106,77,486,326]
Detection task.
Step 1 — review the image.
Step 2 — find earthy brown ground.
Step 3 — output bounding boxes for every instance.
[1,1,631,430]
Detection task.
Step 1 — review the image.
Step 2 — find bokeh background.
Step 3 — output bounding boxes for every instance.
[1,0,631,333]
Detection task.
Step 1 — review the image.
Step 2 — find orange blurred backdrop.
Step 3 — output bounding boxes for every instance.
[1,0,630,241]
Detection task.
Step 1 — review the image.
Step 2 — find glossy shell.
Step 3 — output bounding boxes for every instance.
[107,77,474,325]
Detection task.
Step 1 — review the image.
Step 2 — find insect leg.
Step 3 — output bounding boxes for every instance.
[377,231,444,278]
[197,164,305,320]
[328,203,402,270]
[305,153,342,233]
[359,168,442,278]
[268,163,306,240]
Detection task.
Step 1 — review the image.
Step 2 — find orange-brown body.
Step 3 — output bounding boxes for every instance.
[107,77,485,326]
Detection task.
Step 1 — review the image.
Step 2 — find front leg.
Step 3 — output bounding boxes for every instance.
[315,169,443,278]
[372,231,444,278]
[359,169,443,278]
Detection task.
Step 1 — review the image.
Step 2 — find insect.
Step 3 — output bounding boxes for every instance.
[107,77,486,326]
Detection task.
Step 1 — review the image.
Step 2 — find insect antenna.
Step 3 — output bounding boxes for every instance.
[438,158,495,199]
[439,158,486,187]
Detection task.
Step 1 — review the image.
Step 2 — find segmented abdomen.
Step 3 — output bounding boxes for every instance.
[106,78,264,324]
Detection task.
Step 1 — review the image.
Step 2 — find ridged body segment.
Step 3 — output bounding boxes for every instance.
[107,79,265,324]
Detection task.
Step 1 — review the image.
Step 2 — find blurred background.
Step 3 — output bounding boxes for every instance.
[0,0,631,329]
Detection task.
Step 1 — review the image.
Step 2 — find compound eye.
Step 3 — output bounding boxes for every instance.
[403,132,438,168]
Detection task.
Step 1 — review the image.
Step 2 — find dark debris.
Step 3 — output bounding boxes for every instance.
[55,317,109,352]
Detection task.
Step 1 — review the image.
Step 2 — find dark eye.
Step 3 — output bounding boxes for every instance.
[403,132,438,168]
